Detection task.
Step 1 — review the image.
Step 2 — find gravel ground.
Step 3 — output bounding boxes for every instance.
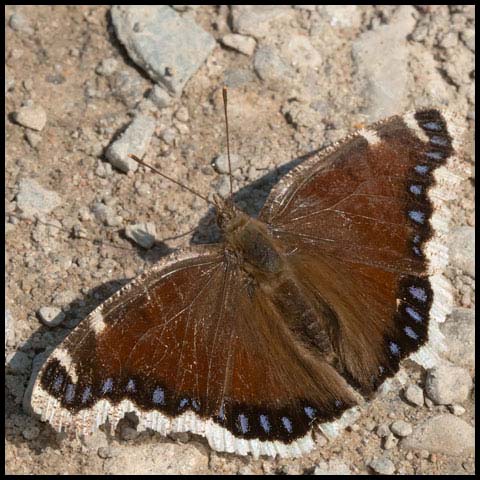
[6,5,474,475]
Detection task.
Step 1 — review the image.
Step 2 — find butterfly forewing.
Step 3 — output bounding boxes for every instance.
[260,110,455,394]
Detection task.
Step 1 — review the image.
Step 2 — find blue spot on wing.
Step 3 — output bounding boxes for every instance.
[259,414,271,433]
[426,150,445,161]
[237,414,249,434]
[304,406,316,419]
[389,341,400,356]
[422,121,442,132]
[415,165,429,175]
[152,387,165,405]
[65,384,76,403]
[409,285,427,302]
[281,416,293,433]
[404,326,419,340]
[101,378,113,394]
[81,386,92,403]
[430,135,449,146]
[53,375,63,392]
[409,184,422,195]
[406,306,423,323]
[409,210,425,224]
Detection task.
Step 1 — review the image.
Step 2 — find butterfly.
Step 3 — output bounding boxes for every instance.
[30,107,459,458]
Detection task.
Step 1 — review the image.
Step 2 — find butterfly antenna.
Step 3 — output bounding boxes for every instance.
[222,86,233,198]
[128,154,213,207]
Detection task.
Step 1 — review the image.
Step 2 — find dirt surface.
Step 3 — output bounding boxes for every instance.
[5,5,474,475]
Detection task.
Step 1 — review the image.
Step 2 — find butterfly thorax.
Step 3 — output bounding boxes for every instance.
[215,197,283,276]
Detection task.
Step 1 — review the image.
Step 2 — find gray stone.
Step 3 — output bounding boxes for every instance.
[352,5,417,120]
[400,414,474,456]
[449,226,475,277]
[314,460,352,475]
[96,58,119,76]
[390,420,413,437]
[160,128,177,145]
[22,425,40,440]
[319,5,362,29]
[25,130,42,148]
[120,425,140,441]
[461,28,475,52]
[148,85,173,108]
[105,114,156,173]
[214,175,231,198]
[91,203,121,227]
[6,351,31,375]
[98,446,116,459]
[231,5,294,38]
[448,404,466,416]
[9,12,34,35]
[383,432,398,450]
[111,5,215,96]
[279,34,323,72]
[253,45,293,88]
[403,384,425,407]
[441,307,475,370]
[213,154,242,174]
[13,104,47,131]
[109,70,145,108]
[221,34,256,56]
[125,222,157,249]
[174,106,189,123]
[37,306,65,327]
[5,309,15,348]
[16,178,61,220]
[369,457,395,475]
[425,364,472,405]
[376,423,391,438]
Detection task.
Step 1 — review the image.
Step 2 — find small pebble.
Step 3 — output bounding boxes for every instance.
[448,404,466,416]
[96,58,119,76]
[174,106,189,123]
[119,425,140,441]
[390,420,413,437]
[383,433,398,450]
[25,130,42,148]
[37,306,65,327]
[125,222,157,249]
[221,33,256,56]
[369,457,395,475]
[13,105,47,131]
[213,153,242,174]
[376,423,391,438]
[97,446,114,459]
[404,384,424,407]
[22,425,40,440]
[9,12,33,35]
[149,85,172,108]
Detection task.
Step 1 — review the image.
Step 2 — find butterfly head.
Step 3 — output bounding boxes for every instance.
[212,194,245,232]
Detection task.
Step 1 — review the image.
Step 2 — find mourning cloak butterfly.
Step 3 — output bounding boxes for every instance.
[30,108,461,458]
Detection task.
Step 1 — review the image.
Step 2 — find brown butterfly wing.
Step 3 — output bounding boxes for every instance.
[31,244,356,457]
[259,110,457,395]
[32,247,230,431]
